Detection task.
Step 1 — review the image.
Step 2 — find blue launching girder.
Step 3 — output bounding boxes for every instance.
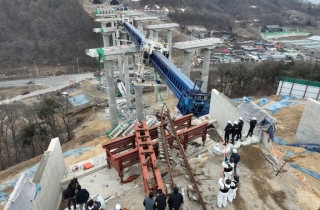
[122,21,211,117]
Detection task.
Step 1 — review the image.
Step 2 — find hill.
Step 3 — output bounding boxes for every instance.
[141,0,320,31]
[0,0,100,70]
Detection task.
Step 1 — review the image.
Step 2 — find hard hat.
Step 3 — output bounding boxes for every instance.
[253,117,256,120]
[233,149,237,153]
[234,175,239,181]
[239,117,243,120]
[229,158,234,163]
[225,179,231,185]
[228,120,231,124]
[116,204,121,210]
[234,121,238,125]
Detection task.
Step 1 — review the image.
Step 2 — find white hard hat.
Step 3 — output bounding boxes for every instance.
[228,120,231,124]
[239,117,243,120]
[233,149,237,153]
[116,204,121,210]
[234,121,238,125]
[253,117,256,120]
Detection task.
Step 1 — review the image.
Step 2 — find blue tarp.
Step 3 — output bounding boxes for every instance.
[265,101,294,114]
[68,94,89,106]
[259,98,270,107]
[0,146,95,202]
[274,137,320,153]
[288,163,320,180]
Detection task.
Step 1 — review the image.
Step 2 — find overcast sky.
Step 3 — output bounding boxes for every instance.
[309,0,320,4]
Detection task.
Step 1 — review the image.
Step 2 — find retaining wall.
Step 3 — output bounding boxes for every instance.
[31,138,66,210]
[209,89,270,150]
[294,98,320,144]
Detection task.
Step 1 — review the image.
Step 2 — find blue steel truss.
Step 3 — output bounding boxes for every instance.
[122,22,211,117]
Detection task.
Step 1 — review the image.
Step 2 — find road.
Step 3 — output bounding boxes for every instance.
[0,73,93,104]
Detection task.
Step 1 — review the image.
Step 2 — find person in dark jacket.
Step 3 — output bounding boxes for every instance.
[155,189,166,210]
[246,117,257,138]
[63,178,78,210]
[168,187,183,210]
[231,121,239,144]
[237,117,244,140]
[143,192,156,210]
[224,120,232,145]
[75,185,90,210]
[85,199,101,210]
[230,149,240,175]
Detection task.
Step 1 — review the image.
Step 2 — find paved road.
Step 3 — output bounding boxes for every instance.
[0,73,93,103]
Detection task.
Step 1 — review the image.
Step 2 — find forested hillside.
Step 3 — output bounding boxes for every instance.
[0,0,100,69]
[142,0,320,31]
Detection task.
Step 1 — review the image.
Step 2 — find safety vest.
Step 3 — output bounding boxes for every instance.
[220,184,230,193]
[224,163,233,172]
[230,180,239,189]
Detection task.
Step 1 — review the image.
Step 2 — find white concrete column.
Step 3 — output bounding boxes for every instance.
[117,36,123,80]
[183,51,192,78]
[135,86,144,121]
[121,31,127,45]
[112,33,116,47]
[202,49,211,92]
[154,69,158,101]
[153,30,159,41]
[138,22,143,32]
[124,55,131,108]
[149,30,153,39]
[104,60,118,129]
[103,34,110,47]
[166,29,173,97]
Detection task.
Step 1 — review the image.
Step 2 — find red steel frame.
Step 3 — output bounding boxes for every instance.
[102,114,207,195]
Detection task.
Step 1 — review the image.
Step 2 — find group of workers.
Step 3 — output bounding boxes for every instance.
[224,117,257,145]
[143,187,184,210]
[218,149,241,208]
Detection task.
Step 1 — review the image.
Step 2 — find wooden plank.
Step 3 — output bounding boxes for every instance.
[141,150,154,154]
[139,142,151,146]
[143,156,151,165]
[138,135,150,138]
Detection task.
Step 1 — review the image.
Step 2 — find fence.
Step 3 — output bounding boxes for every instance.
[276,77,320,101]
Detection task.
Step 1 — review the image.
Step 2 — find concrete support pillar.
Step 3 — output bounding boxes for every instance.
[183,51,192,78]
[202,49,211,92]
[104,60,118,129]
[138,22,143,32]
[135,86,144,121]
[121,32,127,45]
[124,55,131,108]
[167,30,173,61]
[154,69,158,101]
[112,33,116,47]
[103,34,110,47]
[153,30,159,41]
[117,36,123,80]
[149,30,153,39]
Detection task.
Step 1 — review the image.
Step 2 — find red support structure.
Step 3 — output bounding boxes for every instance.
[134,121,165,195]
[303,81,310,99]
[289,79,296,95]
[102,114,208,195]
[279,80,284,95]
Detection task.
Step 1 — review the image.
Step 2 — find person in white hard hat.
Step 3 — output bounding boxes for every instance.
[222,154,234,181]
[228,175,240,203]
[246,117,257,138]
[230,149,240,175]
[115,204,122,210]
[217,174,231,208]
[224,120,232,145]
[237,117,244,140]
[231,121,239,145]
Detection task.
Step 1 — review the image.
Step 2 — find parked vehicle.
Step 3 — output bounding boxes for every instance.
[21,91,30,95]
[12,99,20,103]
[26,81,34,84]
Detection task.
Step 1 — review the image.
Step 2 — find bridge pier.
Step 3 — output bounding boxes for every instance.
[135,86,144,121]
[202,49,211,92]
[104,59,119,129]
[183,51,192,78]
[123,55,131,108]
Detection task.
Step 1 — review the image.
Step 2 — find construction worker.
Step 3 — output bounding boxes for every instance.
[143,192,156,210]
[237,117,244,140]
[230,149,240,175]
[217,174,231,208]
[228,175,240,203]
[246,117,257,138]
[231,121,239,144]
[167,187,183,210]
[155,189,167,210]
[224,120,232,145]
[222,155,234,181]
